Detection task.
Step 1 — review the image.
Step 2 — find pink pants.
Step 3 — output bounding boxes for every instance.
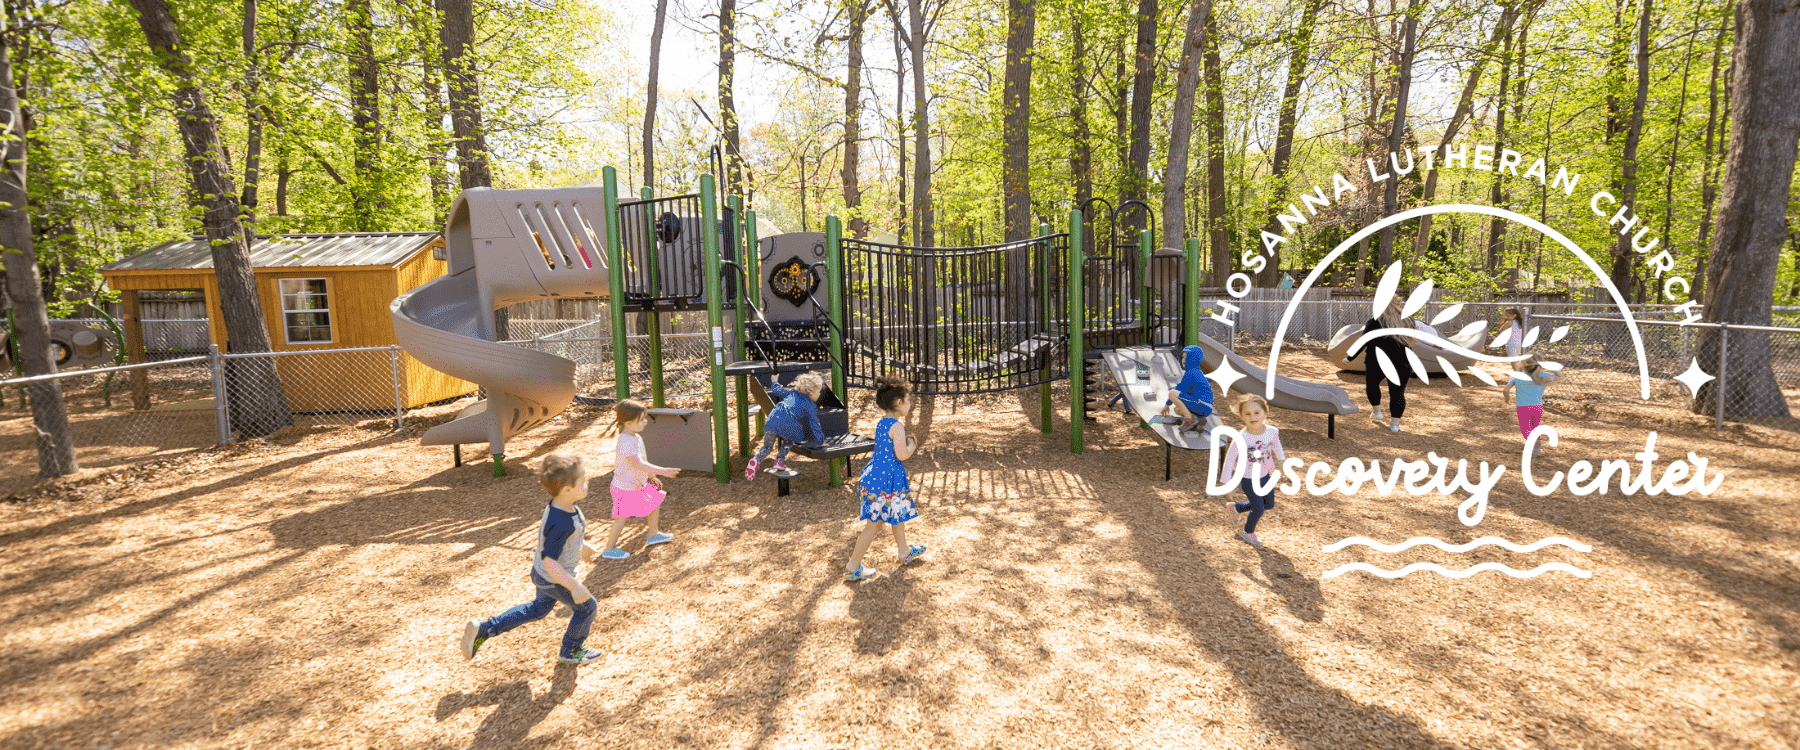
[1516,405,1544,438]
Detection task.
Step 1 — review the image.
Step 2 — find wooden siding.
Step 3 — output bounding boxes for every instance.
[393,240,477,406]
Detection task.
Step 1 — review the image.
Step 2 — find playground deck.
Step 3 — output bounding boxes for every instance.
[1,345,1796,749]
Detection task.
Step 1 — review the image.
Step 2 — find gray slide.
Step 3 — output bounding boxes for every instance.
[1104,335,1357,450]
[391,187,615,458]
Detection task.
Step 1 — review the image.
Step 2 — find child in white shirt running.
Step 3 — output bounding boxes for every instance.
[1221,394,1286,547]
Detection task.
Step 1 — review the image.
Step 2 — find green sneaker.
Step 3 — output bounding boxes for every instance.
[461,619,486,661]
[558,646,604,665]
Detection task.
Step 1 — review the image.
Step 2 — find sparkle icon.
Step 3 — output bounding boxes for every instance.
[1674,358,1716,398]
[1207,356,1247,397]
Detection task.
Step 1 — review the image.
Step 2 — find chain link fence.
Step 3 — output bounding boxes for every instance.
[1529,315,1800,434]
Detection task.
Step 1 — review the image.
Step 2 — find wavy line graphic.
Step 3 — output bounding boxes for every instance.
[1323,562,1593,579]
[1322,536,1593,554]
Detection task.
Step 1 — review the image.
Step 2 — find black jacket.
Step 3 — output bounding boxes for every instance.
[1348,317,1414,382]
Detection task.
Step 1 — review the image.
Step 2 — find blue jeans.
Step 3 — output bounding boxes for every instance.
[1235,476,1275,534]
[480,570,596,659]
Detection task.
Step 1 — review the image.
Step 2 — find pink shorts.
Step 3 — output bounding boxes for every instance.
[1516,405,1544,438]
[610,484,666,518]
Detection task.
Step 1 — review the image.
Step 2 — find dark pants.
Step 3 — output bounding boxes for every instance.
[1235,476,1276,534]
[479,570,596,659]
[753,433,794,464]
[1365,372,1409,418]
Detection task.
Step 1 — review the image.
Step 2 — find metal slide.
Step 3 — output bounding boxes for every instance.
[1103,334,1357,451]
[390,187,615,460]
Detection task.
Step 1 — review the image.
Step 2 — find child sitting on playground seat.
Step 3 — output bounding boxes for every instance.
[1154,344,1220,434]
[746,372,828,478]
[460,454,604,666]
[601,399,679,560]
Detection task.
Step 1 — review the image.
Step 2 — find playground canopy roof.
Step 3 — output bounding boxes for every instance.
[102,232,440,272]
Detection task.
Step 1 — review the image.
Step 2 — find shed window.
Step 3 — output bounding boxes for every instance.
[279,278,334,344]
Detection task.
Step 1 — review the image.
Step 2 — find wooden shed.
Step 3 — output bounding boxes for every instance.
[100,232,475,412]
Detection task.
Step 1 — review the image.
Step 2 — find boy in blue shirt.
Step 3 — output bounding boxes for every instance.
[462,454,603,665]
[1153,344,1218,433]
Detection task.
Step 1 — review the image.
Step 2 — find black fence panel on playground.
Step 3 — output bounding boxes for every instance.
[615,193,735,306]
[841,234,1072,395]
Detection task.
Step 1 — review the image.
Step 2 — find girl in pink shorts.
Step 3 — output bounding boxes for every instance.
[600,399,680,560]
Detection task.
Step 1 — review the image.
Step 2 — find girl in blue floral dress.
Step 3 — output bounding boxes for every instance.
[844,377,926,582]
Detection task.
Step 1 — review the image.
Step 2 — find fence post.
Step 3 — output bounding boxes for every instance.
[1716,324,1727,429]
[1068,209,1086,454]
[390,346,405,430]
[1038,222,1053,433]
[209,345,230,446]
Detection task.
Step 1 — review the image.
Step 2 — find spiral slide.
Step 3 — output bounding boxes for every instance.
[390,187,615,465]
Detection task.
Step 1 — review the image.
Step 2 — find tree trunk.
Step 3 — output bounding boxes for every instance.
[907,0,932,247]
[720,0,744,196]
[413,0,450,222]
[1202,6,1227,286]
[842,0,867,238]
[350,0,380,230]
[1657,1,1705,302]
[1253,0,1325,284]
[438,0,491,190]
[1693,7,1731,302]
[1122,0,1157,238]
[1693,0,1798,420]
[240,0,262,242]
[643,0,669,189]
[1607,0,1653,300]
[1001,0,1034,242]
[1160,0,1211,254]
[1409,4,1519,269]
[0,28,75,478]
[1484,10,1517,273]
[1375,0,1419,271]
[894,25,907,242]
[276,155,291,216]
[129,0,291,438]
[1070,17,1091,212]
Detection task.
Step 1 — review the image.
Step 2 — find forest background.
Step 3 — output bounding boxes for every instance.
[3,0,1797,316]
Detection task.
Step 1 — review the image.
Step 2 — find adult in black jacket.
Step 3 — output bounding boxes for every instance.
[1346,297,1415,433]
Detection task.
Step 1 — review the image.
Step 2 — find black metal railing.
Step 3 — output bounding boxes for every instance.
[840,234,1072,394]
[614,193,732,305]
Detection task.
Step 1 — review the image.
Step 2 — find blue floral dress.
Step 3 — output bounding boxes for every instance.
[857,417,916,525]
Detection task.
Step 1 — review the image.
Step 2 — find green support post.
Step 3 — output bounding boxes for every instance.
[1068,210,1085,454]
[643,186,665,407]
[602,167,630,403]
[701,175,731,484]
[1038,221,1053,433]
[1138,229,1154,339]
[746,209,765,436]
[825,215,847,487]
[731,194,750,457]
[1184,237,1202,345]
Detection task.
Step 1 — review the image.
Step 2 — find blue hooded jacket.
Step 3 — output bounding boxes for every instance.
[1170,345,1215,417]
[764,381,827,445]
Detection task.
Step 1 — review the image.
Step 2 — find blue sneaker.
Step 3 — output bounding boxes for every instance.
[600,547,630,561]
[645,532,674,547]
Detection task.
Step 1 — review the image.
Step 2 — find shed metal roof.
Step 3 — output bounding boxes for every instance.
[101,232,440,272]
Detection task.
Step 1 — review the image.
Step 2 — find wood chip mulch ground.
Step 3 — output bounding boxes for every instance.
[2,346,1797,749]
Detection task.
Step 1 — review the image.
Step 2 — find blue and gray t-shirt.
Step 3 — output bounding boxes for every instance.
[532,504,586,580]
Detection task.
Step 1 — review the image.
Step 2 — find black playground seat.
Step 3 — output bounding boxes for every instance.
[733,361,876,495]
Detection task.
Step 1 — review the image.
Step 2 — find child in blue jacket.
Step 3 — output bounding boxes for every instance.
[746,372,827,478]
[1153,344,1217,433]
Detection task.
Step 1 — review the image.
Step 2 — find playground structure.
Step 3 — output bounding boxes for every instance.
[390,167,1360,484]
